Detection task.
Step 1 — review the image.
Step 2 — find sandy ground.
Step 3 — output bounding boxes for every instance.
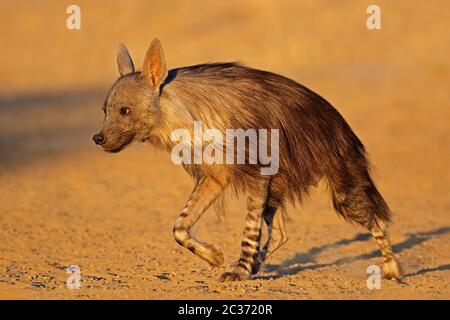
[0,1,449,299]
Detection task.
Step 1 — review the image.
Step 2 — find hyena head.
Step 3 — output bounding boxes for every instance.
[93,38,168,152]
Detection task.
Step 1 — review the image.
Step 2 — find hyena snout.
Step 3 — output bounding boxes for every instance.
[92,133,106,145]
[92,126,136,153]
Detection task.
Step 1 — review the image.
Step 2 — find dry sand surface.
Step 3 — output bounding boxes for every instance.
[0,1,449,299]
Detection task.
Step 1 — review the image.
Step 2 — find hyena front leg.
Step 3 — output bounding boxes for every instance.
[265,208,288,257]
[173,177,226,267]
[252,205,288,274]
[220,179,269,282]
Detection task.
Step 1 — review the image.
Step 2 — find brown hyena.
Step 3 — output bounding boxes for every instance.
[93,38,400,282]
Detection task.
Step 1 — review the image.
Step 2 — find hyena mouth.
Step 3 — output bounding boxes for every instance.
[102,131,136,153]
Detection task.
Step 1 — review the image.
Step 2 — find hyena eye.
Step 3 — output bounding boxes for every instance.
[120,106,130,115]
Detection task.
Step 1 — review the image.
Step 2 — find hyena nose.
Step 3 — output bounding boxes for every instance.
[93,133,106,145]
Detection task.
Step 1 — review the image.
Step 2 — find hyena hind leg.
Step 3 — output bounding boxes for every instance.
[370,218,401,280]
[330,172,401,280]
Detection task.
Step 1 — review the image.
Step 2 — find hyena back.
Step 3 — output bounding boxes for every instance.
[93,39,400,282]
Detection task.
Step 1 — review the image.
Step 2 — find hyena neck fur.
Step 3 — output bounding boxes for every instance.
[147,64,239,152]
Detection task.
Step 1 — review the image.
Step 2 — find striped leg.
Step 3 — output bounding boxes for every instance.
[370,218,401,280]
[220,179,269,281]
[173,178,226,267]
[252,205,288,274]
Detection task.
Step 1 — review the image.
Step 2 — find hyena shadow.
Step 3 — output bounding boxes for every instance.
[258,226,450,279]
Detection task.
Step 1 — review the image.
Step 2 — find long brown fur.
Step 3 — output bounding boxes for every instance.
[93,39,400,282]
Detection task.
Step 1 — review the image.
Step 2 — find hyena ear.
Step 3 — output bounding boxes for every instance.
[142,38,168,91]
[117,43,135,76]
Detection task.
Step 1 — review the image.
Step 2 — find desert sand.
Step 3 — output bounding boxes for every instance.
[0,1,449,299]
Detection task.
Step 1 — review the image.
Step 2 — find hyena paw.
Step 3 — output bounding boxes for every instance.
[219,271,250,282]
[382,259,401,281]
[204,245,225,267]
